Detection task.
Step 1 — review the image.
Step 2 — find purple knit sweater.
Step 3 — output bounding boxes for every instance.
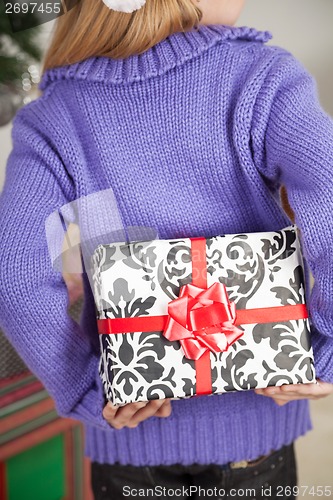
[1,24,333,466]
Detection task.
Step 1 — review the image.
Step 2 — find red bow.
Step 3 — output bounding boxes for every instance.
[163,282,244,360]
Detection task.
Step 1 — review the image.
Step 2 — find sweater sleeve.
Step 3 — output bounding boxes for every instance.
[0,105,111,431]
[253,53,333,383]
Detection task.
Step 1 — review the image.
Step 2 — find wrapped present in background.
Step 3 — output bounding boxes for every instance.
[91,225,316,406]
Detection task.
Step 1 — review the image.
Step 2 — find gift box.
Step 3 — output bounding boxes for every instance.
[91,225,316,406]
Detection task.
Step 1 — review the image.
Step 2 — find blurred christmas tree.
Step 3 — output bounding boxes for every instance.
[0,1,42,126]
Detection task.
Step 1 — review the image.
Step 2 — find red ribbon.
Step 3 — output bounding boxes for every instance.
[97,236,309,396]
[98,306,309,335]
[163,282,244,361]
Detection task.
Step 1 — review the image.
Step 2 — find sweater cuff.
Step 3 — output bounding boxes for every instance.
[56,353,113,432]
[311,326,333,384]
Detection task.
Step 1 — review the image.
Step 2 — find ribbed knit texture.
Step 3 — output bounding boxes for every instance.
[1,24,333,466]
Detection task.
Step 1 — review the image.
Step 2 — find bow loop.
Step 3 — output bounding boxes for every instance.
[163,282,243,360]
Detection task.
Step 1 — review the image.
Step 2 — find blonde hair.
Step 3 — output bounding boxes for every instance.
[42,0,203,72]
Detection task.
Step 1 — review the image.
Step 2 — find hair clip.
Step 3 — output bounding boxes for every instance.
[102,0,146,13]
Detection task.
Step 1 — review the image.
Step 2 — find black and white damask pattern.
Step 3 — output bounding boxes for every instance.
[91,226,316,405]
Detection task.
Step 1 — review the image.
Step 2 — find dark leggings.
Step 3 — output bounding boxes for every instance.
[91,443,297,500]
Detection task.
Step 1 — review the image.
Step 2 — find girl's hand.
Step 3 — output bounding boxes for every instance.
[102,399,172,429]
[254,379,333,406]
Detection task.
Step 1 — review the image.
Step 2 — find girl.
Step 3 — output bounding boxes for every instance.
[1,0,333,499]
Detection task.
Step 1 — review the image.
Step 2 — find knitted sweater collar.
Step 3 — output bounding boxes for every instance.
[39,25,271,89]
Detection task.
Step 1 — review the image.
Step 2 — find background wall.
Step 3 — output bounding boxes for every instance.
[1,0,333,496]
